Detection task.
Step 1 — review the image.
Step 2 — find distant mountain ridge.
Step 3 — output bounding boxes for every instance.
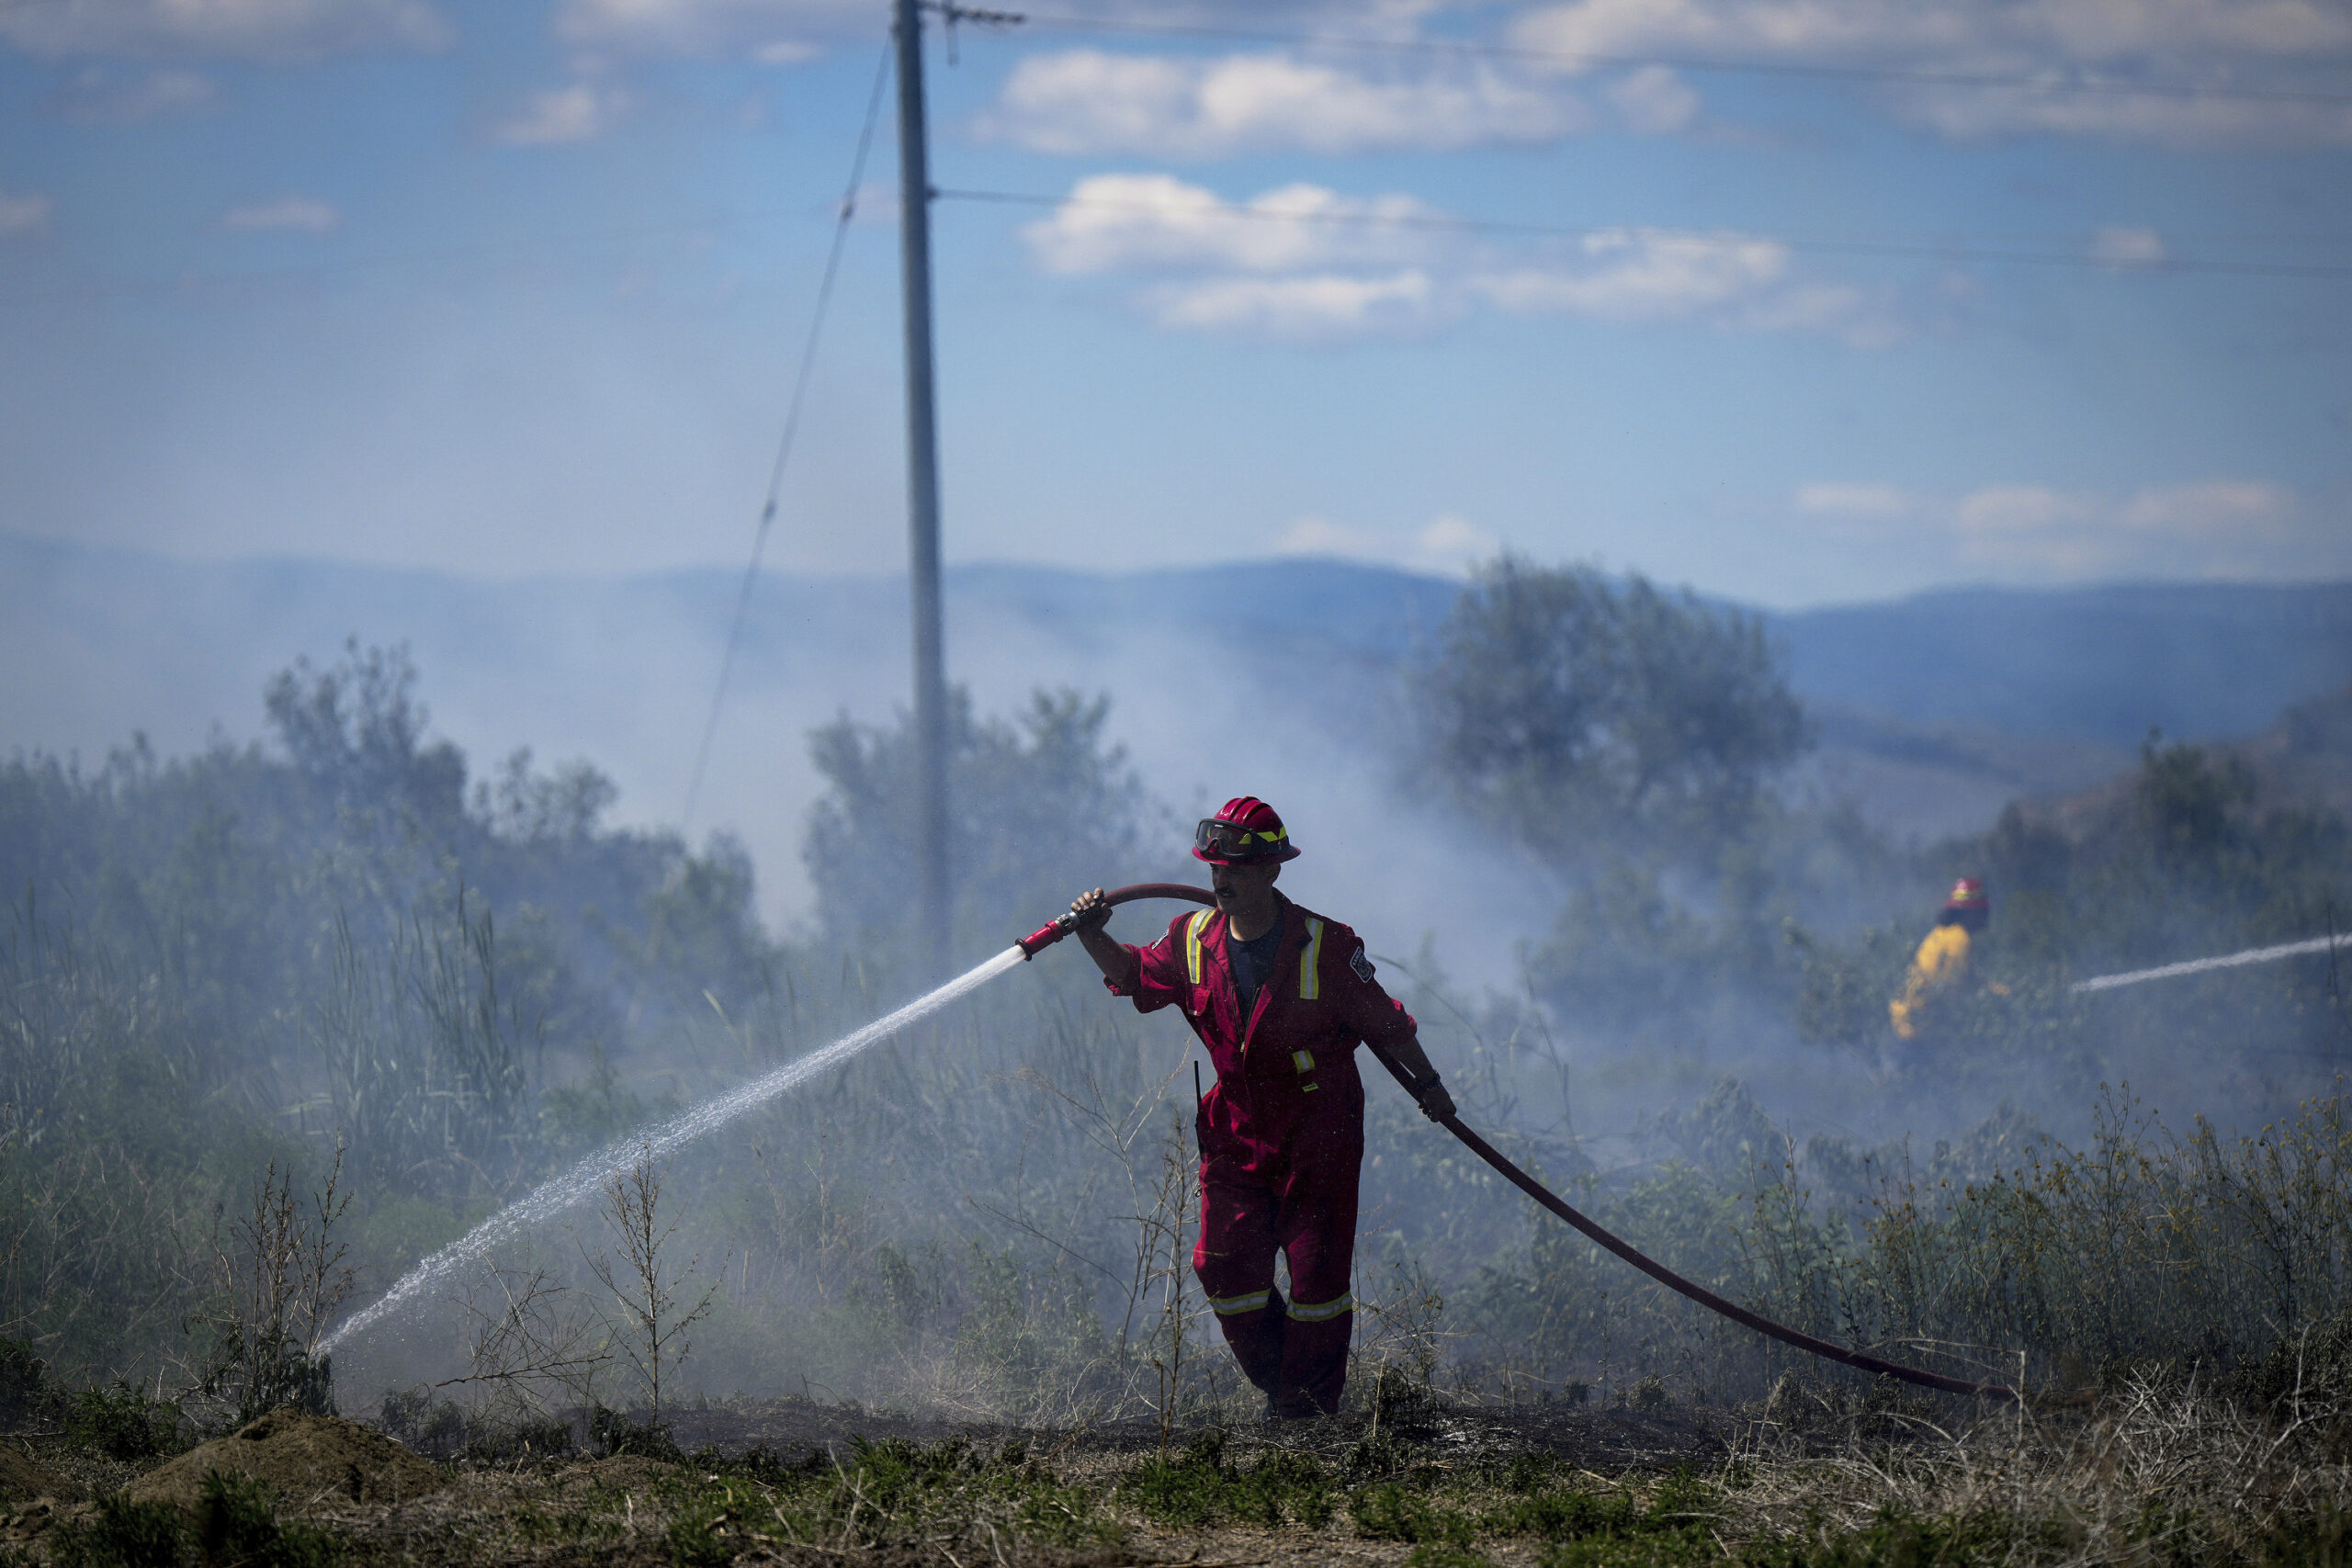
[5,533,2347,896]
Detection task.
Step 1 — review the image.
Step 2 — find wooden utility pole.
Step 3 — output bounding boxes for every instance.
[894,0,950,977]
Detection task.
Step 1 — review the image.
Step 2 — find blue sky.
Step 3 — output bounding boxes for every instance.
[2,0,2348,608]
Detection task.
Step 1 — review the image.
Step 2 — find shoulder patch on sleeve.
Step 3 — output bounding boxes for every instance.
[1350,945,1377,985]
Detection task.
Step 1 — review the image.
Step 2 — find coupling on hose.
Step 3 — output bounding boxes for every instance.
[1015,882,1217,959]
[1014,915,1076,959]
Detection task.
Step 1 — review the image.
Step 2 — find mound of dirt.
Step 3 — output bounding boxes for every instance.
[127,1408,449,1513]
[0,1446,80,1502]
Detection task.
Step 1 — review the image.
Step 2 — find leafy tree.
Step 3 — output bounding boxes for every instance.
[1410,558,1805,870]
[265,637,467,829]
[803,687,1163,964]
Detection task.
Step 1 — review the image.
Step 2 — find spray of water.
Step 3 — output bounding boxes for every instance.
[319,944,1031,1355]
[2073,931,2352,993]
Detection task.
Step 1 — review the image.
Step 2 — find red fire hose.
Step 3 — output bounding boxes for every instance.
[1020,883,2018,1404]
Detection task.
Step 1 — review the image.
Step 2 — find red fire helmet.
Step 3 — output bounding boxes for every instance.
[1944,876,1989,911]
[1193,795,1302,865]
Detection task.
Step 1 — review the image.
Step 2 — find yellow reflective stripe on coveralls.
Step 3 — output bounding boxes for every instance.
[1205,1289,1272,1316]
[1288,1292,1353,1323]
[1298,918,1325,999]
[1184,909,1214,986]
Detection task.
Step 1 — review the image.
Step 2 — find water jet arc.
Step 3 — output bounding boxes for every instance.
[1046,884,2018,1404]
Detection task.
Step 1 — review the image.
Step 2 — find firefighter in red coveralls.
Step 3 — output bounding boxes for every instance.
[1066,797,1455,1419]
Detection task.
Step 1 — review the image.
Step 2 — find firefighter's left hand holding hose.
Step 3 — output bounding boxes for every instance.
[1065,887,1135,987]
[1069,887,1112,934]
[1413,1075,1456,1122]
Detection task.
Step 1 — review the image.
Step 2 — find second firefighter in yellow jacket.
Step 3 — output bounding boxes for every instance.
[1889,877,1991,1040]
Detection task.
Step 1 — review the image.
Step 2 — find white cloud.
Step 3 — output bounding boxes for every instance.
[1947,481,2314,581]
[979,48,1584,157]
[1790,478,2339,579]
[1025,176,1905,346]
[2090,224,2166,267]
[493,83,628,145]
[1473,229,1903,344]
[219,195,339,231]
[0,191,53,237]
[54,67,218,120]
[1277,512,1501,574]
[550,0,868,59]
[1606,64,1700,133]
[1514,0,2352,146]
[1476,229,1789,321]
[1415,513,1503,570]
[0,0,450,62]
[1148,270,1443,343]
[1023,174,1443,276]
[1795,481,1915,519]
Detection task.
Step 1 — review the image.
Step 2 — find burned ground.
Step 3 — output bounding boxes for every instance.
[7,1378,2346,1568]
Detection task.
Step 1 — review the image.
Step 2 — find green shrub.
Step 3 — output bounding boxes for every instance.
[589,1405,679,1461]
[194,1471,341,1568]
[1351,1483,1476,1546]
[65,1382,181,1461]
[1123,1433,1336,1529]
[47,1493,187,1568]
[0,1338,53,1428]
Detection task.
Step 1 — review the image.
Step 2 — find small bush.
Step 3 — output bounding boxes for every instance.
[1352,1483,1476,1547]
[47,1492,187,1568]
[0,1338,54,1428]
[194,1471,341,1568]
[666,1504,737,1568]
[464,1412,575,1466]
[65,1382,181,1461]
[1123,1431,1336,1530]
[589,1404,679,1461]
[376,1389,466,1460]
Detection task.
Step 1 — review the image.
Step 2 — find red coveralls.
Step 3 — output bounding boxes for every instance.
[1104,892,1419,1416]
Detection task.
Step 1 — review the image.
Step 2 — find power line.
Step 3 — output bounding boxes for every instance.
[1002,10,2352,107]
[677,44,892,837]
[937,185,2352,281]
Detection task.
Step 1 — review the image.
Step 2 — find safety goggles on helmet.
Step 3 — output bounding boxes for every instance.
[1194,818,1289,862]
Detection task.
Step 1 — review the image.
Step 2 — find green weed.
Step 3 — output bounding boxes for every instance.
[192,1471,341,1568]
[64,1382,182,1461]
[1351,1483,1477,1546]
[46,1494,187,1568]
[1123,1431,1337,1529]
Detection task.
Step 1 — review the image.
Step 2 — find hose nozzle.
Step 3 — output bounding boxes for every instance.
[1016,914,1076,960]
